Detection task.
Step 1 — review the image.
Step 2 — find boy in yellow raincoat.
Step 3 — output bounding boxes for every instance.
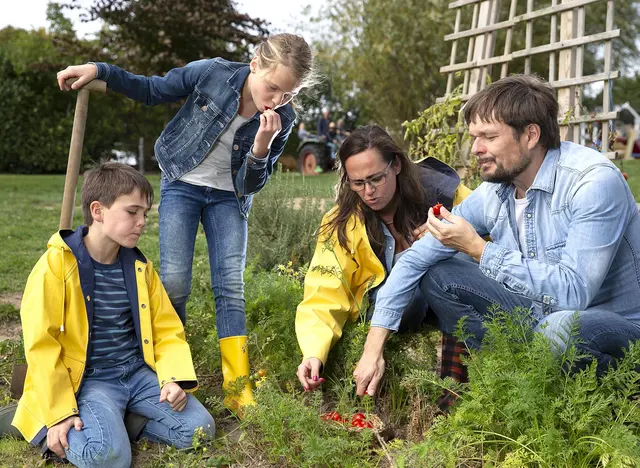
[11,163,214,467]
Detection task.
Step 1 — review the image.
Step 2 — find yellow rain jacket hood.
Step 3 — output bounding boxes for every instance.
[295,157,472,365]
[12,226,198,445]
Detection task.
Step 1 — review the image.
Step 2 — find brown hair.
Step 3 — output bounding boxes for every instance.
[254,33,318,91]
[82,162,153,226]
[463,74,561,150]
[321,125,427,259]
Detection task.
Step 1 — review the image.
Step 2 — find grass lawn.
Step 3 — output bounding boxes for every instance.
[0,163,638,467]
[0,171,337,295]
[613,158,640,199]
[0,170,339,467]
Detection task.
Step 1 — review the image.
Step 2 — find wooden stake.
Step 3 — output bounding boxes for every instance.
[59,78,106,230]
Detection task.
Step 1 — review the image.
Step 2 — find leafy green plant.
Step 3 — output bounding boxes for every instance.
[247,171,335,271]
[395,307,640,467]
[243,379,376,467]
[403,86,482,189]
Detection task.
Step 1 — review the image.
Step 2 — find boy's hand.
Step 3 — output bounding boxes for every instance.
[160,382,187,412]
[47,415,83,459]
[252,109,282,158]
[57,64,98,91]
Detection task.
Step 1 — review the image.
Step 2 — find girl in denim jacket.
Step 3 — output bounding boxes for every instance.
[57,33,317,411]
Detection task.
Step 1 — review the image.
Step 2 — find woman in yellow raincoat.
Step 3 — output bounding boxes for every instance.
[295,125,472,408]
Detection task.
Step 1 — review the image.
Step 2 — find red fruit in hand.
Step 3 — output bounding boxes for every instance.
[622,172,629,180]
[433,203,443,217]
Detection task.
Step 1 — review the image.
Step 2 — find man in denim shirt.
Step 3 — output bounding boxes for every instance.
[353,75,640,394]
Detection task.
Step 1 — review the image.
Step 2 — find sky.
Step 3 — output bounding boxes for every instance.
[0,0,319,39]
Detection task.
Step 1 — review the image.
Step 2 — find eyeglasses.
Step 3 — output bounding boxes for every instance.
[348,160,394,192]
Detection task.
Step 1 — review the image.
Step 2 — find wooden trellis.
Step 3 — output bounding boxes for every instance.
[438,0,619,158]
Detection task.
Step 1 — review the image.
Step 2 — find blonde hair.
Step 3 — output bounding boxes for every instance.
[254,33,318,90]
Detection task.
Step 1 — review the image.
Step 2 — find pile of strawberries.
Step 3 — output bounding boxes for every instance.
[321,411,374,429]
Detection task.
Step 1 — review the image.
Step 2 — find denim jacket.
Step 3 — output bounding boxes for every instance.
[372,142,640,331]
[94,58,296,218]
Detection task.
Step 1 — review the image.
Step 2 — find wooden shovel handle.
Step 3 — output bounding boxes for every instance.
[64,77,107,93]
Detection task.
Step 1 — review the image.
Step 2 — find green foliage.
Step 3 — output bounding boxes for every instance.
[395,307,640,467]
[79,0,268,76]
[307,0,454,133]
[403,88,482,189]
[244,265,305,386]
[244,380,376,467]
[0,25,162,174]
[247,171,335,270]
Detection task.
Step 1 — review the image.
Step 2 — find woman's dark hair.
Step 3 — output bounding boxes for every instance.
[320,125,427,259]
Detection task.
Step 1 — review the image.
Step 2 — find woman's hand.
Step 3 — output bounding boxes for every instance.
[296,357,325,391]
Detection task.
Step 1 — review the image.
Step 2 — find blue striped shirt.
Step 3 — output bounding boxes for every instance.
[87,259,140,368]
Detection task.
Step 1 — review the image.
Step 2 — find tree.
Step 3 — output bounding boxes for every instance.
[307,0,640,138]
[68,0,269,75]
[306,0,456,136]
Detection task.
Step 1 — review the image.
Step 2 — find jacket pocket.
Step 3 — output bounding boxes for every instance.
[545,241,566,264]
[193,92,220,122]
[61,354,85,386]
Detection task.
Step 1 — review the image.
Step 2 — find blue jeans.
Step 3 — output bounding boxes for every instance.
[159,178,248,337]
[64,357,215,468]
[420,257,640,375]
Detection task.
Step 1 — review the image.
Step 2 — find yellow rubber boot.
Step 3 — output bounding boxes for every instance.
[220,336,255,412]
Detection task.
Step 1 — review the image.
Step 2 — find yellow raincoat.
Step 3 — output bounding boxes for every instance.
[295,158,473,365]
[12,227,198,445]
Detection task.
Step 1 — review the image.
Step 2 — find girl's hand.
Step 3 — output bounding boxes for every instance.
[252,109,282,158]
[57,64,98,91]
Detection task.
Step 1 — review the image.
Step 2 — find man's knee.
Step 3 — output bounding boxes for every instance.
[419,259,459,299]
[535,310,578,355]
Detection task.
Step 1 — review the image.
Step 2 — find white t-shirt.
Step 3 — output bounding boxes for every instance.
[179,113,249,191]
[514,191,530,253]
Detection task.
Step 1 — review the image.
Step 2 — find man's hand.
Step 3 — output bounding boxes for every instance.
[420,206,487,261]
[296,357,325,392]
[353,327,391,396]
[47,416,83,458]
[160,382,187,412]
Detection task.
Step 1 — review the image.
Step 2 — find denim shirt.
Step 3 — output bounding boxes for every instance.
[94,59,296,218]
[372,142,640,331]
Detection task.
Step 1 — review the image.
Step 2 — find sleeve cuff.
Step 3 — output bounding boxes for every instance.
[301,346,330,367]
[247,145,270,167]
[91,62,111,82]
[370,307,401,332]
[479,241,507,280]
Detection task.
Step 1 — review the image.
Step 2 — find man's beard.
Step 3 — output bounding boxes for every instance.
[480,149,532,184]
